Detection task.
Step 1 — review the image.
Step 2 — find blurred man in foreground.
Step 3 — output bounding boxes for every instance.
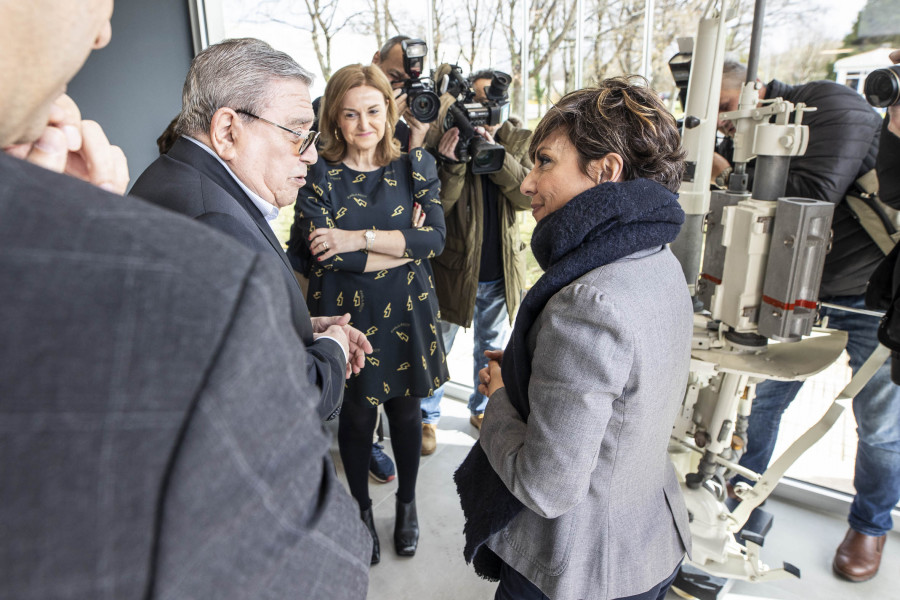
[0,2,370,597]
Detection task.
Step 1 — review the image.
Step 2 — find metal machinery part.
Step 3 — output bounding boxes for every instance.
[666,0,886,590]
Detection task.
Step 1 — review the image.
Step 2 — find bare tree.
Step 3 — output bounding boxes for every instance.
[455,0,499,71]
[302,0,362,78]
[355,0,402,56]
[232,0,361,80]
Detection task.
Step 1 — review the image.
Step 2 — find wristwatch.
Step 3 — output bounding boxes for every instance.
[364,229,376,252]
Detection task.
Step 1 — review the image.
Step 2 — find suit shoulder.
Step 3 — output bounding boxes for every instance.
[1,153,259,287]
[132,154,247,221]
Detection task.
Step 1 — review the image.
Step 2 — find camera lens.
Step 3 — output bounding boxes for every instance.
[486,71,512,101]
[409,91,439,123]
[864,66,900,108]
[469,138,506,174]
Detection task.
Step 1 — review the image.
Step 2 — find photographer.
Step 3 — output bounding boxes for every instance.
[859,47,900,578]
[419,69,533,454]
[372,35,430,151]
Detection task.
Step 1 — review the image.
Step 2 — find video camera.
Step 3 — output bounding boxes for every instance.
[399,38,440,123]
[440,66,512,174]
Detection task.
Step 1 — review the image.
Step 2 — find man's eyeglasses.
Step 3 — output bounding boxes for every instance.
[235,109,319,155]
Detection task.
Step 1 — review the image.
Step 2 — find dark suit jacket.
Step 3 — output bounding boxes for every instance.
[130,137,345,420]
[0,152,370,598]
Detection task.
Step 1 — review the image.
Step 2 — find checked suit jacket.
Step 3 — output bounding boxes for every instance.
[0,152,370,599]
[131,137,345,420]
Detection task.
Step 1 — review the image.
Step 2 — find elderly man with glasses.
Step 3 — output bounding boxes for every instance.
[132,38,369,421]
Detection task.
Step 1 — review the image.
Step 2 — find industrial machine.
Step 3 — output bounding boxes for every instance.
[666,0,889,595]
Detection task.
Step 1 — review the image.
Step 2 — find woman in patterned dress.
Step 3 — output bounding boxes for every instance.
[291,64,448,564]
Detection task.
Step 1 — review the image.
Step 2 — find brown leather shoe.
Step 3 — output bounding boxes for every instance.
[833,528,886,582]
[421,423,437,456]
[469,413,483,430]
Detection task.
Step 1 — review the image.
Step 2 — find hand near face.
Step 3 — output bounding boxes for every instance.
[406,113,429,149]
[478,349,505,397]
[438,128,460,161]
[3,94,129,193]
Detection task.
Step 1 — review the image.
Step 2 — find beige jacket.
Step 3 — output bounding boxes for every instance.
[431,118,533,327]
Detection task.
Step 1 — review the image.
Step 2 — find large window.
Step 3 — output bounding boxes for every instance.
[193,0,899,517]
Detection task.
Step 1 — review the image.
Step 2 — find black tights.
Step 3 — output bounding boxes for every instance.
[338,396,422,509]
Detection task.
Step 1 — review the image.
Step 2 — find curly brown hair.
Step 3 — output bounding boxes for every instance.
[529,76,684,193]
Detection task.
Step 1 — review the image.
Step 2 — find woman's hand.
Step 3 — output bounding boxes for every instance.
[309,227,364,261]
[411,202,426,228]
[478,349,505,397]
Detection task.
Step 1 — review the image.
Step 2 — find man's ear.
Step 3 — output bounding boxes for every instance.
[372,51,381,65]
[209,107,240,161]
[588,152,624,184]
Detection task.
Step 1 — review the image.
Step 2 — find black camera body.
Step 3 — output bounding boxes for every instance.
[442,68,512,174]
[399,38,440,123]
[864,65,900,108]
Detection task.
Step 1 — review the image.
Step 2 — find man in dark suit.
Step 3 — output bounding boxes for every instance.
[0,2,370,597]
[132,38,372,421]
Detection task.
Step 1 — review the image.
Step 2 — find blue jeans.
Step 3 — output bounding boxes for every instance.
[421,279,510,423]
[731,294,900,536]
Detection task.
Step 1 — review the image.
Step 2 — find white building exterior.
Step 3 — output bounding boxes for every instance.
[834,47,899,94]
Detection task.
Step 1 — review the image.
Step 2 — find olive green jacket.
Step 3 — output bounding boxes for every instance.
[431,119,533,327]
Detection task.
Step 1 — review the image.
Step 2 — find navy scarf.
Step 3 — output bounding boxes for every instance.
[453,178,685,580]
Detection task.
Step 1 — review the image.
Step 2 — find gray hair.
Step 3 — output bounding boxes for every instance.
[175,38,314,137]
[722,60,748,91]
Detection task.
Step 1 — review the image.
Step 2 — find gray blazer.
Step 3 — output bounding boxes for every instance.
[481,246,693,600]
[0,153,370,599]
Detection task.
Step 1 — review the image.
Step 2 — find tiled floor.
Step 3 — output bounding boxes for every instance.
[327,395,899,600]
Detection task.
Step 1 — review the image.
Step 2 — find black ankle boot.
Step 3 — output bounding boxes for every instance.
[394,497,419,556]
[360,506,380,565]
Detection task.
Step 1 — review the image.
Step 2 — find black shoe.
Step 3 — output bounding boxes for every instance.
[394,496,419,556]
[360,506,380,565]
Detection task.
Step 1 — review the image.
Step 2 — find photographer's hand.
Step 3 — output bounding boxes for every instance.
[890,50,900,138]
[407,114,428,149]
[474,126,495,144]
[438,128,459,161]
[393,88,410,115]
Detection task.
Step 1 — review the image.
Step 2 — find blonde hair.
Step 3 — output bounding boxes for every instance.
[319,64,401,165]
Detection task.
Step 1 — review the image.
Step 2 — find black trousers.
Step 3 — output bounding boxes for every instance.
[494,560,681,600]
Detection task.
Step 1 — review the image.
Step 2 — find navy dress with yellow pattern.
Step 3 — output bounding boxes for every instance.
[294,148,450,406]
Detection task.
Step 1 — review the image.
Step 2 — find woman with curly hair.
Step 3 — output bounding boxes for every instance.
[456,76,693,600]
